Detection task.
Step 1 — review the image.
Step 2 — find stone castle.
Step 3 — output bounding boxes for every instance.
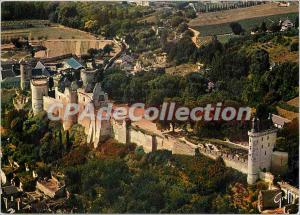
[28,65,286,185]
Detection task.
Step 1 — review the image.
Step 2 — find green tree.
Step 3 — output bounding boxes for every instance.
[101,70,129,101]
[250,49,269,74]
[212,195,236,213]
[269,23,281,32]
[255,103,270,120]
[177,22,188,33]
[103,44,113,55]
[66,130,72,152]
[260,21,267,32]
[294,15,299,28]
[229,22,244,35]
[290,41,299,52]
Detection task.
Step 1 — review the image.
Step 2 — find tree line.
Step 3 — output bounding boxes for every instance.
[1,2,154,38]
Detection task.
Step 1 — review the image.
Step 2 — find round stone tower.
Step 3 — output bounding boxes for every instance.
[247,115,278,185]
[80,69,96,87]
[20,59,32,90]
[31,78,48,115]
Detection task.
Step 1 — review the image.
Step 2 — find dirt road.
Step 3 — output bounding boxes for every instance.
[188,27,200,48]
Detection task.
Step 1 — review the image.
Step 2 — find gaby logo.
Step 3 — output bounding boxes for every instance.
[46,102,251,122]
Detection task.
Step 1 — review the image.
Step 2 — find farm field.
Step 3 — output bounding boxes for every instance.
[1,22,119,59]
[1,24,97,41]
[35,39,119,58]
[193,12,298,37]
[276,97,299,120]
[276,106,298,121]
[189,2,298,27]
[287,97,299,108]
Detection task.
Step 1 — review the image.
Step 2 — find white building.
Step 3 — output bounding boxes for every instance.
[247,116,278,185]
[280,19,294,31]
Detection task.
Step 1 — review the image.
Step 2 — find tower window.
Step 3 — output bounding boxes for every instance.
[265,151,266,155]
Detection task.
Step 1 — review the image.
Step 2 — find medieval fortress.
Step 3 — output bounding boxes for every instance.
[23,59,288,186]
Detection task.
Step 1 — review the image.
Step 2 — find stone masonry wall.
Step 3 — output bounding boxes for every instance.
[112,120,127,144]
[129,127,153,153]
[112,121,248,175]
[198,148,248,174]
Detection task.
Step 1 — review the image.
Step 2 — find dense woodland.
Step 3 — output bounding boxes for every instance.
[2,2,154,38]
[1,1,299,213]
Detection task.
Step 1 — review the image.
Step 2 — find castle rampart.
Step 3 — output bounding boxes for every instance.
[35,73,280,182]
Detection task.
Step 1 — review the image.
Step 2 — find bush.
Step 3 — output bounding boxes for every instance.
[230,22,244,35]
[23,179,36,192]
[290,41,299,52]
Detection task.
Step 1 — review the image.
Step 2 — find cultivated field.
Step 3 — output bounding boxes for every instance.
[276,107,298,121]
[189,2,299,27]
[1,23,120,59]
[1,24,97,41]
[287,97,299,108]
[35,39,119,58]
